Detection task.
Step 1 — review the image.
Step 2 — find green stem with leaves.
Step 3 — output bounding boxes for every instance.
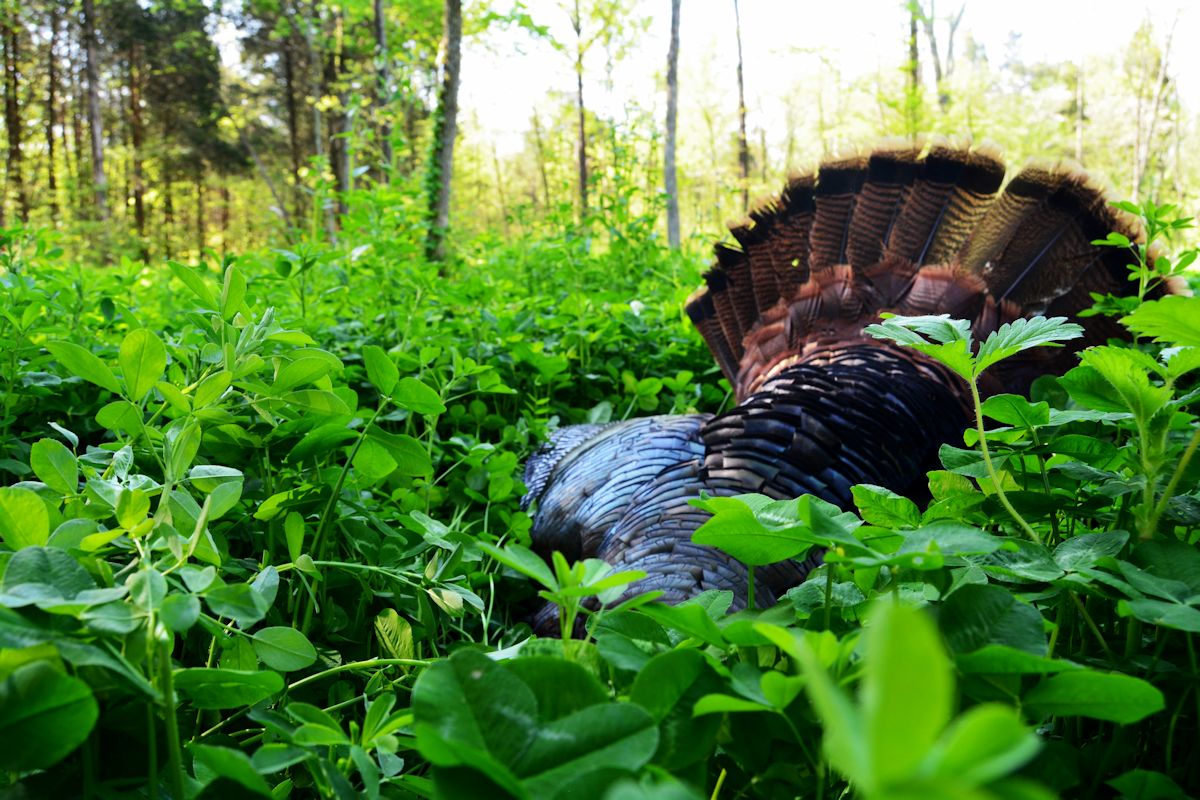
[968,379,1040,543]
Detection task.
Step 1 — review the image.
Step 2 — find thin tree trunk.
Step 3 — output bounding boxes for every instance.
[907,6,921,137]
[83,0,107,220]
[1133,15,1177,201]
[282,28,303,221]
[531,109,551,208]
[664,0,681,249]
[3,6,28,223]
[733,0,749,212]
[299,0,334,236]
[571,0,588,219]
[491,145,508,236]
[128,45,146,248]
[326,7,349,219]
[195,167,206,256]
[220,184,230,255]
[163,168,174,259]
[424,0,461,263]
[46,5,61,221]
[373,0,394,180]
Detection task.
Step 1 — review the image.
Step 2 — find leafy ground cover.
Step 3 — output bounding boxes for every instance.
[2,201,1200,799]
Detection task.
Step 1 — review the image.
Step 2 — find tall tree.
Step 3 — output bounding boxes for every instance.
[664,0,680,249]
[906,1,921,137]
[46,3,61,220]
[732,0,748,212]
[570,0,588,218]
[82,0,107,219]
[424,0,461,262]
[373,0,393,179]
[3,2,28,222]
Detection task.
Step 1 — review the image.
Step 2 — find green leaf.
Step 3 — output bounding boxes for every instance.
[173,668,284,709]
[250,627,318,672]
[795,631,868,788]
[354,437,398,483]
[1122,295,1200,346]
[925,703,1040,786]
[127,568,167,611]
[189,743,272,796]
[1078,347,1172,423]
[119,329,167,402]
[160,593,200,632]
[516,703,658,798]
[1053,531,1129,573]
[864,315,975,379]
[479,542,557,591]
[193,370,232,408]
[852,484,921,528]
[1024,671,1164,723]
[274,356,334,392]
[939,584,1047,656]
[204,583,270,628]
[1,547,95,600]
[220,264,247,321]
[363,345,399,395]
[95,400,144,435]
[635,602,727,648]
[955,645,1082,675]
[284,512,305,562]
[690,494,858,566]
[30,439,78,496]
[281,389,351,416]
[46,341,122,394]
[0,487,50,549]
[980,394,1050,429]
[862,602,953,789]
[412,650,536,794]
[508,657,608,722]
[0,661,99,770]
[974,317,1083,376]
[1107,769,1190,800]
[395,377,446,415]
[169,261,220,308]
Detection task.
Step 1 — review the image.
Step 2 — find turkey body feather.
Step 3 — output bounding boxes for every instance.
[522,140,1175,632]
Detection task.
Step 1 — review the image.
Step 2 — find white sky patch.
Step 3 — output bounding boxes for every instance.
[460,0,1198,155]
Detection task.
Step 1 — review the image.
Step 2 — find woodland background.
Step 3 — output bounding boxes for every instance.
[0,0,1194,265]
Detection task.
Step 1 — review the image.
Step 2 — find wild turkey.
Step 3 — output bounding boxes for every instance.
[521,139,1171,630]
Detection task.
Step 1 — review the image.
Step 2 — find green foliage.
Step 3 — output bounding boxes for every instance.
[3,171,1200,800]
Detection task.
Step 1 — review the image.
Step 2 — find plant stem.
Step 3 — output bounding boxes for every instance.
[300,402,386,634]
[1147,425,1200,538]
[968,378,1040,542]
[1070,592,1114,661]
[158,638,186,800]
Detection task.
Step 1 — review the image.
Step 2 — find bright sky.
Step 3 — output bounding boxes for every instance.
[460,0,1198,155]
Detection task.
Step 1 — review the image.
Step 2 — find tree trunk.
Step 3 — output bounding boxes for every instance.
[46,5,60,221]
[733,0,749,213]
[664,0,681,249]
[571,0,588,219]
[282,26,303,222]
[195,167,206,256]
[907,6,921,137]
[82,0,107,220]
[163,169,174,260]
[220,184,230,255]
[531,109,551,208]
[325,7,349,220]
[128,45,146,248]
[373,0,394,180]
[3,6,28,223]
[423,0,461,263]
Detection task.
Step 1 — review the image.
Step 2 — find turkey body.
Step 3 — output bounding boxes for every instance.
[521,140,1171,629]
